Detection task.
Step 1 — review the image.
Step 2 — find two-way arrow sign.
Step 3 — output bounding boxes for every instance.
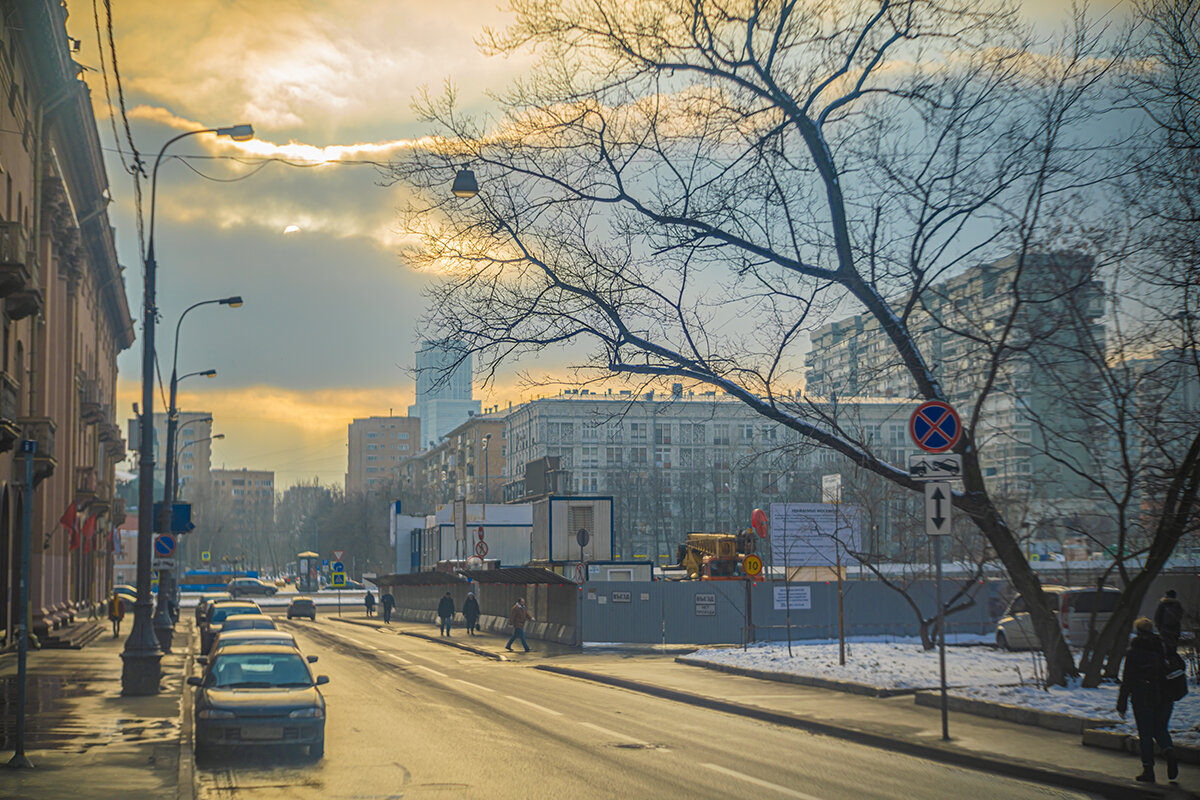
[925,482,952,536]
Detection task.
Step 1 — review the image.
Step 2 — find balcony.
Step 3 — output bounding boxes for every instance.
[75,465,97,508]
[16,416,56,485]
[5,286,42,320]
[0,370,18,453]
[0,221,32,297]
[79,378,104,425]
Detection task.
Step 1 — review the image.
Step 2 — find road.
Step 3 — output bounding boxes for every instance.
[193,616,1098,800]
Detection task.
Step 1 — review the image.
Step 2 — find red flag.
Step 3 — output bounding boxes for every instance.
[61,502,80,550]
[81,515,97,554]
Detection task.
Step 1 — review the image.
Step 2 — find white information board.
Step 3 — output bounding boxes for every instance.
[769,503,861,567]
[773,586,813,610]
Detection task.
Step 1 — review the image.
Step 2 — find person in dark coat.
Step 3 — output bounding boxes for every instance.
[437,592,456,636]
[1154,590,1184,652]
[364,590,376,617]
[462,591,481,636]
[1117,617,1177,783]
[381,591,395,624]
[505,597,534,652]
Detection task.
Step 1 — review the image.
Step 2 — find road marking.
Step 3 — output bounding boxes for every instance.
[701,763,823,800]
[384,653,412,665]
[455,679,495,693]
[413,664,448,678]
[578,721,647,745]
[505,695,563,716]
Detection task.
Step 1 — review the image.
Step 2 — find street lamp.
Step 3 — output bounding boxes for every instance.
[451,168,478,198]
[174,433,223,574]
[482,433,491,505]
[125,123,252,696]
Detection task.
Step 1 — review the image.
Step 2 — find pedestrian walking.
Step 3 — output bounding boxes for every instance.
[364,590,376,618]
[107,592,125,638]
[1117,617,1178,783]
[505,597,534,652]
[381,591,395,624]
[462,591,481,636]
[437,592,456,636]
[1155,589,1185,652]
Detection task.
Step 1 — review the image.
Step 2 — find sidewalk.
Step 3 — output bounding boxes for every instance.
[543,654,1200,797]
[0,621,189,800]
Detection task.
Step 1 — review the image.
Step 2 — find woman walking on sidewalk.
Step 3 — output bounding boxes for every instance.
[462,591,480,635]
[1117,617,1178,783]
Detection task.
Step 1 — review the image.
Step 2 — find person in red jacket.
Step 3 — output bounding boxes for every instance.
[505,598,534,652]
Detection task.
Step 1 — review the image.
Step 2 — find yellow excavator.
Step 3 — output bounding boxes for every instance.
[673,530,758,580]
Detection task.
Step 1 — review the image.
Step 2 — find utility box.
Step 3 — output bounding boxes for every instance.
[532,496,614,563]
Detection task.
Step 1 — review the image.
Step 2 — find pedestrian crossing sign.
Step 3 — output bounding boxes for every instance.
[201,550,211,563]
[331,572,346,588]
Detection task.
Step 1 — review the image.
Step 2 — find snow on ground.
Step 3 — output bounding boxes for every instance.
[690,637,1200,745]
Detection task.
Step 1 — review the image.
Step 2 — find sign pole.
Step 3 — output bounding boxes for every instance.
[7,441,36,769]
[934,533,949,740]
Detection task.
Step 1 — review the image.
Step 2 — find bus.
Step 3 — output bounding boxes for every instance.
[180,569,261,593]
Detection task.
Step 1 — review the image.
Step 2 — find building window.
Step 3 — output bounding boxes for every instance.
[630,447,648,465]
[739,424,755,442]
[368,444,377,450]
[367,432,379,438]
[368,455,378,462]
[630,422,647,442]
[398,432,409,439]
[606,422,623,442]
[654,447,671,468]
[654,424,671,445]
[713,424,730,446]
[581,446,600,466]
[606,447,623,464]
[582,421,600,441]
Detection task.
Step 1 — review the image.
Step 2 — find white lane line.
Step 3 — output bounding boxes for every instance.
[701,763,823,800]
[578,721,647,745]
[413,664,448,678]
[504,695,563,717]
[383,653,411,665]
[455,679,496,693]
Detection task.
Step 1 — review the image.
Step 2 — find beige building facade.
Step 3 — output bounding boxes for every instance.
[346,415,421,494]
[0,3,135,644]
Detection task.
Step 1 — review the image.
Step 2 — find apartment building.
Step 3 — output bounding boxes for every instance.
[126,410,214,499]
[805,252,1105,507]
[0,2,135,644]
[399,414,505,505]
[346,415,421,494]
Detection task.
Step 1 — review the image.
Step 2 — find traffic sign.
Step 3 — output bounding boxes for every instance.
[331,572,346,588]
[909,453,963,481]
[154,534,176,558]
[322,559,329,567]
[743,554,764,577]
[476,526,485,541]
[201,550,211,563]
[333,549,345,561]
[576,528,590,547]
[153,558,176,571]
[910,401,962,453]
[332,561,345,573]
[474,541,489,557]
[925,482,952,536]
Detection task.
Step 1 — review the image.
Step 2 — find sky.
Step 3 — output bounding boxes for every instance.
[65,0,1110,489]
[66,0,546,487]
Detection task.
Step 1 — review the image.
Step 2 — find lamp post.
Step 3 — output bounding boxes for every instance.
[482,433,491,504]
[124,123,253,696]
[175,433,222,575]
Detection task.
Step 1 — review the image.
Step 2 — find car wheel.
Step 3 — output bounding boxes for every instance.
[310,614,316,621]
[997,631,1012,651]
[287,614,293,620]
[310,736,324,759]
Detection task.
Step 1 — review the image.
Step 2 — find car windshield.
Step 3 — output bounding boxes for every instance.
[212,607,261,624]
[207,652,313,688]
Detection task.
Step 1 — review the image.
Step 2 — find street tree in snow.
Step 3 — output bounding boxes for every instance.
[389,0,1130,683]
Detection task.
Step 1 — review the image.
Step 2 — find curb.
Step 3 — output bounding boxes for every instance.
[403,630,506,661]
[329,616,388,631]
[1083,727,1200,765]
[675,656,916,698]
[913,691,1111,735]
[535,665,1153,800]
[177,622,196,800]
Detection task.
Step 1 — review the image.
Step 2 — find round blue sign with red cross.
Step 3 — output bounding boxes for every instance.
[909,401,962,453]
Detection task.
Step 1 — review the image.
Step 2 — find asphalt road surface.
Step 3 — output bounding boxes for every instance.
[193,617,1098,800]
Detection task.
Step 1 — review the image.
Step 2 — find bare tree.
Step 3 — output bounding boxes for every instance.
[389,1,1126,682]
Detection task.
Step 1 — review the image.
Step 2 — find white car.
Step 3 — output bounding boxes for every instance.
[996,586,1122,650]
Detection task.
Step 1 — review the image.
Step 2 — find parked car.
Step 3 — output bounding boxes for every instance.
[195,591,233,624]
[200,601,264,653]
[227,577,278,598]
[996,586,1122,650]
[287,597,316,621]
[189,645,328,760]
[200,630,303,665]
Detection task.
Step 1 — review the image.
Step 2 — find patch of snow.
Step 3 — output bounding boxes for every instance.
[691,638,1200,745]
